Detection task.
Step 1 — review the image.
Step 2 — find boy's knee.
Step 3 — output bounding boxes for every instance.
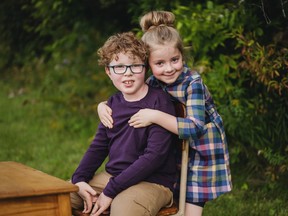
[110,186,164,216]
[110,194,151,216]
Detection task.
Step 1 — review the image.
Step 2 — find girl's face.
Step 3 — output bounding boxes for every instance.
[105,52,147,101]
[148,44,183,85]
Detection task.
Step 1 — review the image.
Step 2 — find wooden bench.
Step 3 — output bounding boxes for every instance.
[72,103,188,216]
[0,161,78,216]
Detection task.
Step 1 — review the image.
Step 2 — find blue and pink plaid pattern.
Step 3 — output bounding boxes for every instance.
[147,66,232,202]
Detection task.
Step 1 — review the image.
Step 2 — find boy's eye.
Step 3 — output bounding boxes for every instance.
[114,65,125,69]
[131,64,143,70]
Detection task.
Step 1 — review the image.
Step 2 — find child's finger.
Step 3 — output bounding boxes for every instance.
[106,107,112,115]
[101,119,112,129]
[102,115,113,128]
[83,200,87,212]
[105,114,113,125]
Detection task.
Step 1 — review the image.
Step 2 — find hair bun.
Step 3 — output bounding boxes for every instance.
[140,11,175,32]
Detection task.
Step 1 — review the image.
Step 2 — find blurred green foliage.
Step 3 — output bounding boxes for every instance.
[171,1,288,186]
[0,0,287,192]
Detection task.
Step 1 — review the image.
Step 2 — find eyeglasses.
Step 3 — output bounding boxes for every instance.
[107,64,145,75]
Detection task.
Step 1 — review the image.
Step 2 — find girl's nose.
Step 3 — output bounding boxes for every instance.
[165,63,174,72]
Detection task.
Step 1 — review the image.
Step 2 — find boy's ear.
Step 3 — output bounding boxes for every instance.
[105,67,111,77]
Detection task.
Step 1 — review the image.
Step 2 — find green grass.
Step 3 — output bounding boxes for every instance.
[0,81,97,180]
[0,80,287,216]
[203,188,288,216]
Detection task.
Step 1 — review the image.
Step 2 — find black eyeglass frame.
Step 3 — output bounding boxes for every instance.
[107,64,146,75]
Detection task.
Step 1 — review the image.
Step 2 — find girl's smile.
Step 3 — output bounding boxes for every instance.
[149,45,183,85]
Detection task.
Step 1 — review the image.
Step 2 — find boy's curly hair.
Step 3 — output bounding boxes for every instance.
[97,32,148,66]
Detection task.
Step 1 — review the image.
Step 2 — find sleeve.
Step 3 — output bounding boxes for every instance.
[71,123,109,184]
[177,78,206,141]
[103,93,176,198]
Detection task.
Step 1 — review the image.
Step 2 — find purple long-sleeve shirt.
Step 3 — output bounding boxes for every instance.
[72,86,177,198]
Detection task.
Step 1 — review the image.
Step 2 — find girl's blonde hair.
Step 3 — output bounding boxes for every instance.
[97,32,148,66]
[139,11,184,55]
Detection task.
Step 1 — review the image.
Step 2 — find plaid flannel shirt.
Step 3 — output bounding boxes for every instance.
[146,66,232,202]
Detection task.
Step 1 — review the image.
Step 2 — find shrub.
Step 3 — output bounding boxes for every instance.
[173,1,288,185]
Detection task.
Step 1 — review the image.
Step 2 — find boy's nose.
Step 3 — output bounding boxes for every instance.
[124,67,133,75]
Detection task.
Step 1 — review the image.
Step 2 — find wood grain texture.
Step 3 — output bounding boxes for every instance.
[0,161,78,216]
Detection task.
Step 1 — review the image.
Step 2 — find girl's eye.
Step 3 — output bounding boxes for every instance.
[156,62,164,66]
[172,57,179,63]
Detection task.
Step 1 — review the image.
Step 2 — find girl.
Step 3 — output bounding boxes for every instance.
[98,11,232,216]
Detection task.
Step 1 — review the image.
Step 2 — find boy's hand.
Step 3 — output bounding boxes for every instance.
[97,101,113,128]
[75,182,97,213]
[90,192,112,216]
[128,108,155,128]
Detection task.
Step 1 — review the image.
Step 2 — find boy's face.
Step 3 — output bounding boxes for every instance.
[105,52,147,101]
[148,44,183,85]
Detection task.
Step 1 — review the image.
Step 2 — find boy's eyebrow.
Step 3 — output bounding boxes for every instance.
[111,61,145,64]
[108,63,145,66]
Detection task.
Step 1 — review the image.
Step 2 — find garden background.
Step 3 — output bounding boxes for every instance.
[0,0,287,215]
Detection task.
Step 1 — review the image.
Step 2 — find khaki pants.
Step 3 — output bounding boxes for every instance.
[70,171,173,216]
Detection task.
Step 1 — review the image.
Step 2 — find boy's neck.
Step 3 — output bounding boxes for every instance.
[122,84,149,102]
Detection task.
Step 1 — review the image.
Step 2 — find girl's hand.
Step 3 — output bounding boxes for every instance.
[128,109,156,128]
[75,182,97,213]
[90,192,112,216]
[97,101,113,128]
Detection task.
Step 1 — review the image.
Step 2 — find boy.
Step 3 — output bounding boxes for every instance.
[70,32,177,216]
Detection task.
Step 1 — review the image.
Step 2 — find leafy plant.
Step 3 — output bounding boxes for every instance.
[173,1,288,185]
